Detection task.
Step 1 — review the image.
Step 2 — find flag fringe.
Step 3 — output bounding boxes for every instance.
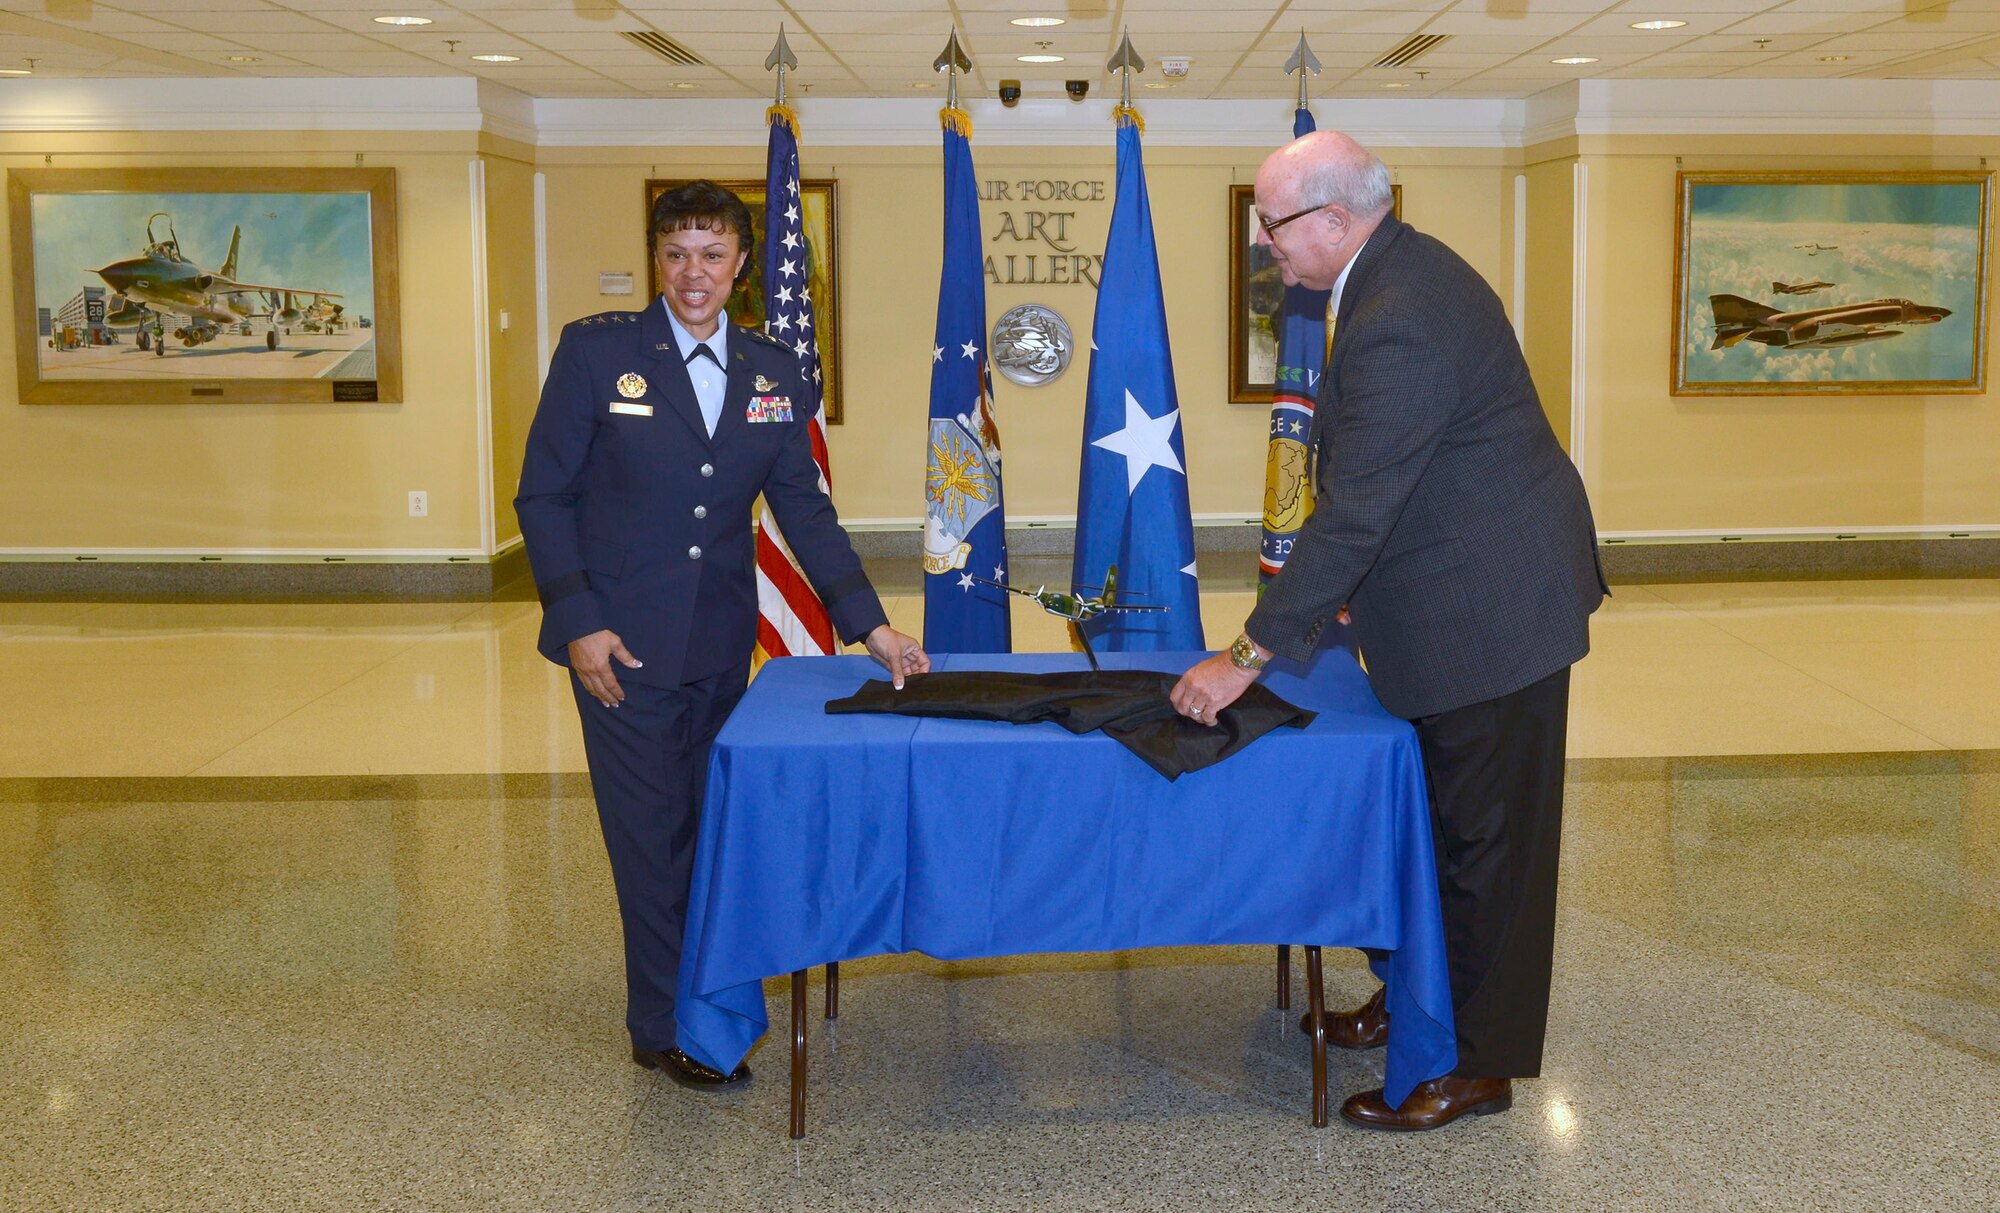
[1113,105,1145,133]
[767,104,800,137]
[940,106,972,138]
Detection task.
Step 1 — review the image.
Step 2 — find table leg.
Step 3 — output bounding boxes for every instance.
[1276,944,1292,1010]
[790,968,808,1139]
[825,961,840,1020]
[1305,945,1328,1128]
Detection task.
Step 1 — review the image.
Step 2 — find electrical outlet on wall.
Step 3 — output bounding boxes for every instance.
[408,490,428,517]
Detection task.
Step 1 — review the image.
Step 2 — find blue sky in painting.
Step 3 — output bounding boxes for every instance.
[30,191,374,315]
[1682,181,1984,385]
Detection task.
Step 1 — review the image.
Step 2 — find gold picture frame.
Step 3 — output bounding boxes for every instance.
[1671,170,1991,396]
[644,177,841,424]
[10,167,401,405]
[1229,182,1399,404]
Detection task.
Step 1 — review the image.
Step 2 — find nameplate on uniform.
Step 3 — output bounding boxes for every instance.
[609,400,654,417]
[746,395,793,423]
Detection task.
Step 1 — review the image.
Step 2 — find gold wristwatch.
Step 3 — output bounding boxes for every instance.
[1229,633,1268,672]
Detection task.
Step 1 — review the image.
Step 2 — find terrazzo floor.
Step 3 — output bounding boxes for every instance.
[2,574,1996,1211]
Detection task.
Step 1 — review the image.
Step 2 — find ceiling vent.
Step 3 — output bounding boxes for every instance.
[622,31,705,67]
[1373,34,1450,69]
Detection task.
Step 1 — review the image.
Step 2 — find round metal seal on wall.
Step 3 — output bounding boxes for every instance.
[989,304,1073,388]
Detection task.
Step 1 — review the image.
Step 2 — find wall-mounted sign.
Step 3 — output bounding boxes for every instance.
[598,270,634,296]
[981,178,1107,289]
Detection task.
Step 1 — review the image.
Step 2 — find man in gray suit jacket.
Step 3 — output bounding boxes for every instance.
[1173,130,1606,1130]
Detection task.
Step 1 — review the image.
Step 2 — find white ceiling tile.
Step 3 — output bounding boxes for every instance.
[156,11,344,34]
[1714,11,1886,35]
[1420,12,1600,37]
[1821,30,1994,50]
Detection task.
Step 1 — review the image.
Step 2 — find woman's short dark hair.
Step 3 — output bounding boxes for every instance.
[649,180,755,283]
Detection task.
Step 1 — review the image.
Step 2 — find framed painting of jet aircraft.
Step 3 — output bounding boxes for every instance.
[9,167,400,405]
[644,177,841,424]
[1229,183,1400,404]
[1672,171,1990,396]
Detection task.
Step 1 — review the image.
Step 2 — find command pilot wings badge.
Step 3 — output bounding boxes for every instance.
[615,372,647,399]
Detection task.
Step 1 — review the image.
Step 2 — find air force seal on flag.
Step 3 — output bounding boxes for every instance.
[923,416,1001,575]
[616,372,647,399]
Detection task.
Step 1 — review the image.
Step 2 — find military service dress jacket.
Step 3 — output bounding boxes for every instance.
[515,304,886,688]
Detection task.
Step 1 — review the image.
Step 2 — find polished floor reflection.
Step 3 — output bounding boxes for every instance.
[2,578,1997,1210]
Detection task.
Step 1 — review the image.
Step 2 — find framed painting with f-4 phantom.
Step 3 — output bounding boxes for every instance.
[1672,171,1990,396]
[1229,183,1400,404]
[9,168,401,405]
[644,177,841,424]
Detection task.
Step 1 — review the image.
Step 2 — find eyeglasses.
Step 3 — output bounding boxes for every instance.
[1257,202,1324,236]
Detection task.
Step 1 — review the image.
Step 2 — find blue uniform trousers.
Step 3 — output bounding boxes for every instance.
[571,661,750,1052]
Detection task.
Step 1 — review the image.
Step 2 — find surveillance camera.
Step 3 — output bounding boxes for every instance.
[1065,79,1089,101]
[999,79,1021,107]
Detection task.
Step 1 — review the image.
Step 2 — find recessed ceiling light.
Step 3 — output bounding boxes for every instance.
[1551,56,1598,65]
[1819,55,1849,63]
[372,15,433,26]
[226,55,260,63]
[1144,81,1172,89]
[667,82,698,90]
[1382,82,1411,89]
[471,54,520,63]
[1010,16,1064,27]
[912,81,937,89]
[0,67,31,76]
[1017,54,1064,64]
[1630,20,1688,31]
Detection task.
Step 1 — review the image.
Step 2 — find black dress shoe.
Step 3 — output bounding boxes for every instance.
[632,1046,751,1090]
[1297,986,1389,1049]
[1340,1076,1512,1131]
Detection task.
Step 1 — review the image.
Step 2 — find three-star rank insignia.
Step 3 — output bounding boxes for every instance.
[753,374,778,392]
[615,372,648,399]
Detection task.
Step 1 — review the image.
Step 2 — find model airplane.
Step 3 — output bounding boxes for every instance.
[94,212,342,355]
[1709,293,1951,351]
[1771,279,1835,296]
[972,564,1169,670]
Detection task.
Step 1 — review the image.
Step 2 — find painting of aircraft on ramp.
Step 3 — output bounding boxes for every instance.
[12,168,400,405]
[1674,172,1989,395]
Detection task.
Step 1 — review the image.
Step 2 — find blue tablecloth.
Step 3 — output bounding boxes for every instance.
[676,647,1457,1108]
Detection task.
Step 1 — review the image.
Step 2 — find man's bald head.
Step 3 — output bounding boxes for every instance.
[1257,130,1395,224]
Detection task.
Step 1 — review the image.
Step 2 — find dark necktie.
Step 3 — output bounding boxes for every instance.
[688,343,721,367]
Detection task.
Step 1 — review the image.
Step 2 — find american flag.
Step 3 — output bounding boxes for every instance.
[752,104,837,664]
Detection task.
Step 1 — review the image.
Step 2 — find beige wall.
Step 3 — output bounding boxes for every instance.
[0,133,491,553]
[480,147,542,550]
[1566,135,2000,533]
[26,116,1988,559]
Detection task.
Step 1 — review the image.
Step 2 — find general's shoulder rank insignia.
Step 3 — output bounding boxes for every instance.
[753,374,778,392]
[615,372,647,399]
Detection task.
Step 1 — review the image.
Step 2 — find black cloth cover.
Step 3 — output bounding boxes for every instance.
[824,669,1316,781]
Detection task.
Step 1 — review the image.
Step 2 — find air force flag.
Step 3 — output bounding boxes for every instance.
[922,106,1011,653]
[1072,109,1204,650]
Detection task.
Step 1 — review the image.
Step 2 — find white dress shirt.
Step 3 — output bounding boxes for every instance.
[662,300,729,438]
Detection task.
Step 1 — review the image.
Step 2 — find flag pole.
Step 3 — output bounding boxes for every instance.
[933,28,971,113]
[765,24,797,106]
[1284,31,1321,110]
[1107,27,1145,111]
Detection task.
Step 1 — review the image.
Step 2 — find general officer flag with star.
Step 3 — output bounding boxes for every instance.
[922,105,1012,653]
[1072,108,1204,650]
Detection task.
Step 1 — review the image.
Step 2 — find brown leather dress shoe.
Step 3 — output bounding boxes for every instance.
[632,1046,751,1090]
[1340,1076,1512,1131]
[1297,986,1389,1049]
